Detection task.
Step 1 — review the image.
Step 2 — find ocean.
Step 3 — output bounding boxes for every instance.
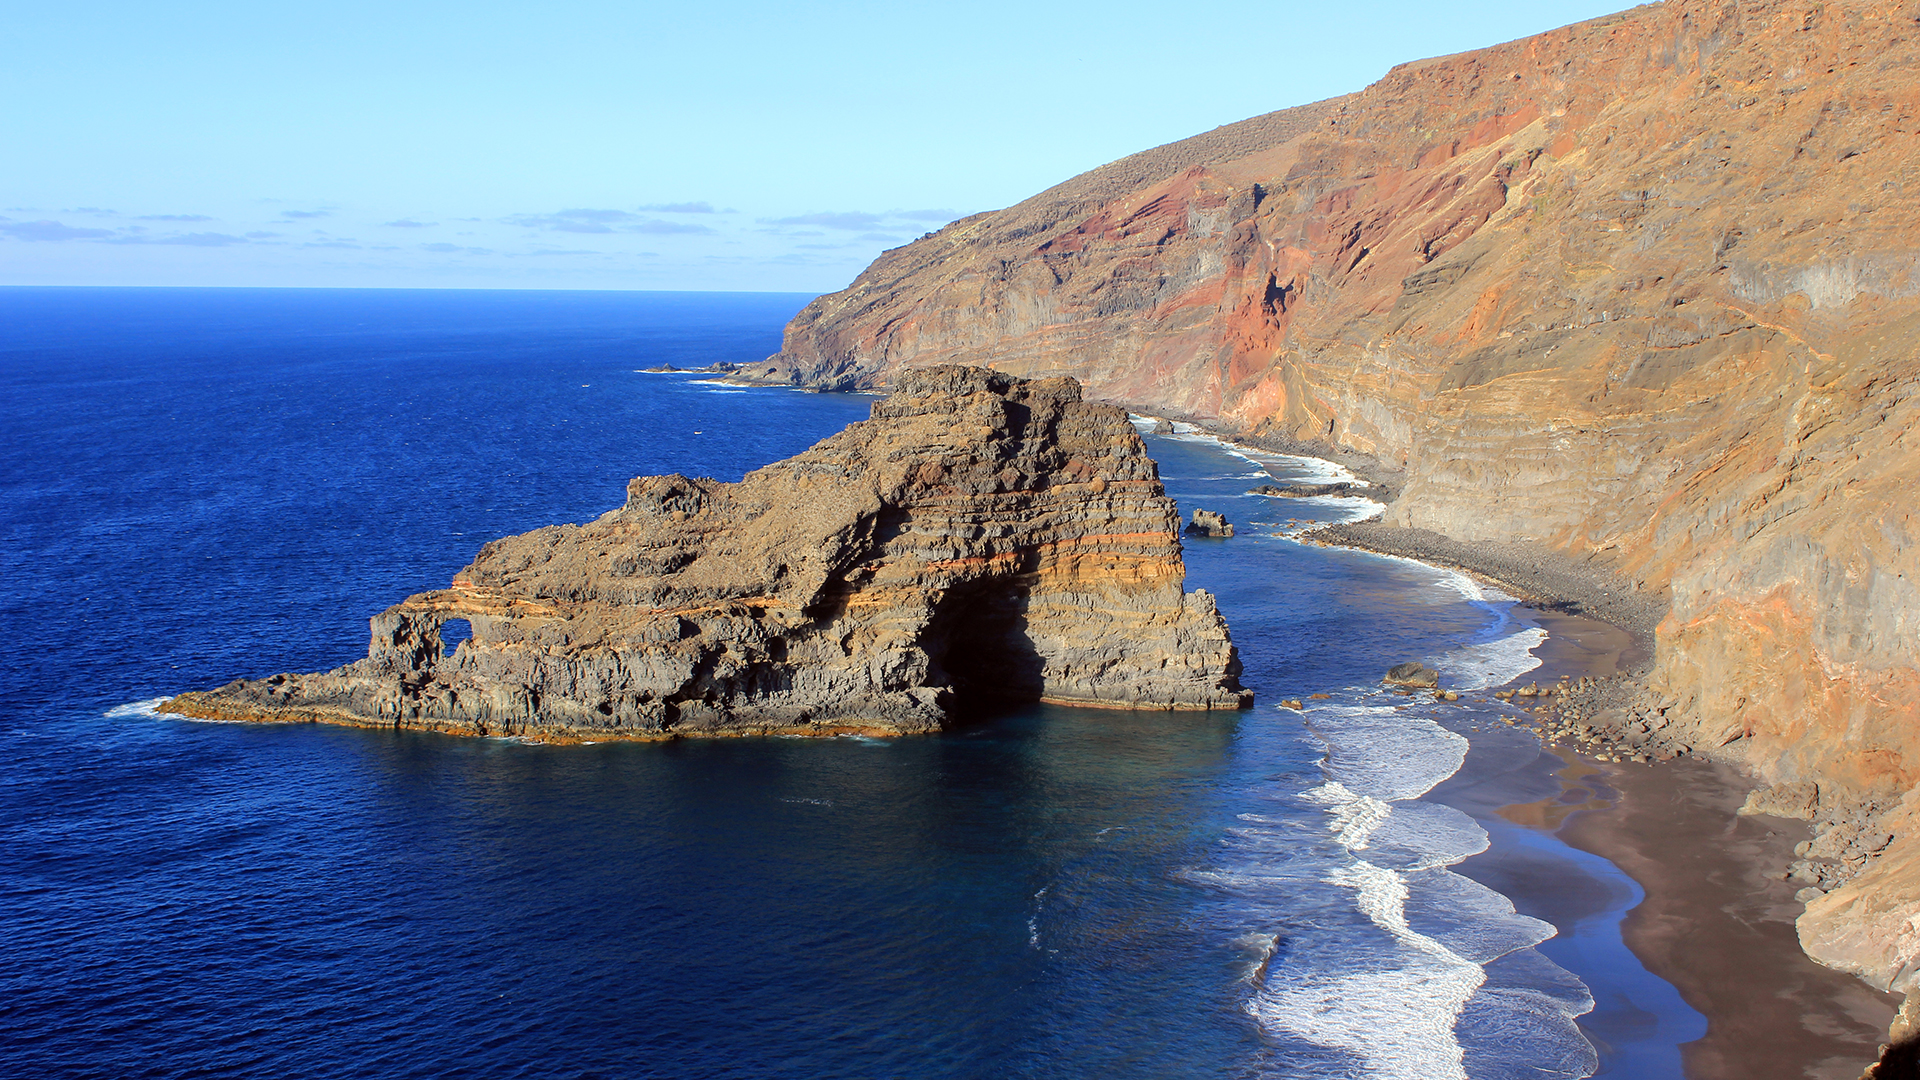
[0,288,1702,1078]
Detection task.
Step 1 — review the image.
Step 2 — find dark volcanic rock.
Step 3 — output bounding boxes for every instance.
[1250,482,1377,501]
[165,367,1252,741]
[1383,662,1440,688]
[1185,509,1234,538]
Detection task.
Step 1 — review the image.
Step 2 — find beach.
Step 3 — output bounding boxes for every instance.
[1132,412,1905,1075]
[1409,585,1897,1076]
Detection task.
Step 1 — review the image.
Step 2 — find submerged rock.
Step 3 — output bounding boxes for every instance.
[165,366,1252,741]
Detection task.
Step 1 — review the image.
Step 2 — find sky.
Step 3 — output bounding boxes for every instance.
[3,0,1633,294]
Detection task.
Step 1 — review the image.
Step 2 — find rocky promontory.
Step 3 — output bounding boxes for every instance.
[164,367,1251,740]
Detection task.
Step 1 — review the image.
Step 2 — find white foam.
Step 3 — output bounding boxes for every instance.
[1308,703,1468,803]
[1301,782,1393,848]
[1232,931,1281,982]
[111,697,254,724]
[1262,452,1367,487]
[1318,549,1549,691]
[1252,933,1485,1080]
[1437,626,1548,692]
[1211,689,1597,1077]
[1144,420,1370,488]
[1284,493,1380,526]
[1163,428,1594,1077]
[1246,780,1494,1078]
[1403,871,1558,965]
[1420,569,1549,690]
[1364,799,1490,872]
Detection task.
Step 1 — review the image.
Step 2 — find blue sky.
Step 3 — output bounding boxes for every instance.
[3,0,1629,292]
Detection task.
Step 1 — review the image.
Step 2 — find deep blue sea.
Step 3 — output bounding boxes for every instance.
[0,288,1703,1079]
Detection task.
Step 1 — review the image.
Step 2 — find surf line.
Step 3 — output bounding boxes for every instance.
[1138,421,1599,1078]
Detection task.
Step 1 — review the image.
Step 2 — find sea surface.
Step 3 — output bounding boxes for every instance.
[0,288,1702,1078]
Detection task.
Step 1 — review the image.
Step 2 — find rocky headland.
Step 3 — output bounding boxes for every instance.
[165,367,1250,740]
[725,0,1920,1059]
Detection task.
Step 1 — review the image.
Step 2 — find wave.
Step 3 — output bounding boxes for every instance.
[1255,856,1490,1080]
[1144,406,1590,1076]
[1310,702,1469,803]
[1437,627,1548,693]
[1321,549,1548,691]
[104,697,171,718]
[1194,691,1592,1078]
[109,697,259,725]
[1420,570,1548,691]
[1137,416,1372,488]
[1280,493,1381,527]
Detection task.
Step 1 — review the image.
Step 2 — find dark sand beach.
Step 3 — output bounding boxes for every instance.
[1309,512,1899,1077]
[1433,606,1896,1078]
[1557,752,1899,1079]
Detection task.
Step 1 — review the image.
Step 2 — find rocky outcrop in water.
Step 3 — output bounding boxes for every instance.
[1250,482,1376,500]
[1383,662,1441,689]
[164,367,1251,740]
[1185,509,1234,537]
[742,0,1920,1010]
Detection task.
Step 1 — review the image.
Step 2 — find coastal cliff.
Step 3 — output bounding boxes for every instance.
[745,0,1920,1016]
[166,367,1250,740]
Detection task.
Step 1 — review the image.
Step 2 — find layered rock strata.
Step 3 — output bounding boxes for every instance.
[165,367,1250,741]
[740,0,1920,1015]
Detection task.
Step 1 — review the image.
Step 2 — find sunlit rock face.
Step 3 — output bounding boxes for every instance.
[753,0,1920,991]
[167,366,1250,740]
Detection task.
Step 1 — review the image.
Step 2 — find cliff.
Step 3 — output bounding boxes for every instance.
[748,0,1920,1010]
[165,367,1250,740]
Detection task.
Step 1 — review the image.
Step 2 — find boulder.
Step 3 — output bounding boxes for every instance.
[1383,662,1440,688]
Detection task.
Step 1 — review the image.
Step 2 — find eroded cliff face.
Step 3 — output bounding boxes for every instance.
[755,0,1920,993]
[166,367,1250,741]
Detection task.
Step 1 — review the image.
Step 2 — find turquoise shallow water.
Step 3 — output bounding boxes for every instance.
[0,287,1699,1078]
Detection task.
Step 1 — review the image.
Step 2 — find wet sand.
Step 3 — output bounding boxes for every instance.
[1430,608,1895,1078]
[1559,755,1897,1079]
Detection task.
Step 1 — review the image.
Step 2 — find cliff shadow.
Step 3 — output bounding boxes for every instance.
[920,578,1047,716]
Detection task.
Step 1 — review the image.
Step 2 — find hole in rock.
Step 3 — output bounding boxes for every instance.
[440,618,471,658]
[922,581,1045,711]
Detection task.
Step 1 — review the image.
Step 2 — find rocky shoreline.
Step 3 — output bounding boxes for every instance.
[1154,416,1911,1073]
[1308,519,1663,666]
[1304,517,1912,1074]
